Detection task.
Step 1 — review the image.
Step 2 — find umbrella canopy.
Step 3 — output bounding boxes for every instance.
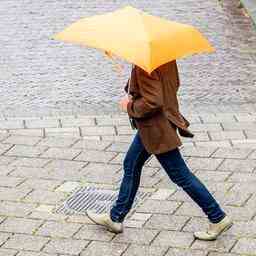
[53,6,215,73]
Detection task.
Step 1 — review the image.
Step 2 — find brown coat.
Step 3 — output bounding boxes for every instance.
[126,60,193,154]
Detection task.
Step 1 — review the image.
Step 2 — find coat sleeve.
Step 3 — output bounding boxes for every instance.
[127,67,163,119]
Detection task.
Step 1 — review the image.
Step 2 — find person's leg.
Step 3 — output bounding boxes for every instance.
[110,132,151,223]
[155,147,225,223]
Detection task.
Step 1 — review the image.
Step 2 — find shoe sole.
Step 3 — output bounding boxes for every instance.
[194,221,234,241]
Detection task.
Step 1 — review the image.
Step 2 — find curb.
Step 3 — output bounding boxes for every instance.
[240,0,256,25]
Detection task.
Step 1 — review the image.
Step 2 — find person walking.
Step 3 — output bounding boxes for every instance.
[86,60,233,241]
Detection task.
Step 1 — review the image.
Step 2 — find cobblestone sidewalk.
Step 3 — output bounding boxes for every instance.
[0,112,256,255]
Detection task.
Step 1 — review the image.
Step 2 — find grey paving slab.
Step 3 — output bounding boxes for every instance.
[144,214,189,231]
[101,135,134,143]
[112,228,158,245]
[40,147,81,160]
[0,249,17,256]
[25,119,59,129]
[116,126,136,136]
[2,135,41,146]
[96,116,130,126]
[151,230,194,248]
[191,236,237,252]
[61,117,95,127]
[24,190,66,205]
[195,170,231,182]
[186,157,223,171]
[45,127,80,137]
[45,159,86,171]
[37,137,78,148]
[36,221,82,238]
[122,244,167,256]
[5,145,47,158]
[81,241,128,256]
[231,237,256,255]
[175,202,205,218]
[74,224,115,241]
[136,200,181,215]
[0,120,24,129]
[18,178,61,191]
[0,217,42,234]
[81,126,116,136]
[189,123,223,132]
[0,165,15,176]
[8,129,44,137]
[10,166,52,179]
[10,157,51,168]
[43,238,90,255]
[0,187,30,201]
[199,114,236,123]
[0,156,16,165]
[16,252,57,256]
[165,248,207,256]
[72,139,111,151]
[0,175,25,187]
[217,159,256,172]
[110,153,126,165]
[222,122,256,131]
[195,141,232,148]
[211,147,253,159]
[0,143,13,155]
[105,142,130,153]
[2,234,49,251]
[227,172,256,183]
[0,232,11,245]
[209,131,246,141]
[180,146,218,158]
[74,150,117,163]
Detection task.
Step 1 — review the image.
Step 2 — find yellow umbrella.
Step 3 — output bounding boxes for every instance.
[53,6,214,73]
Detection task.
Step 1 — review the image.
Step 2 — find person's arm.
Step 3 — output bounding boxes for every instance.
[127,67,163,119]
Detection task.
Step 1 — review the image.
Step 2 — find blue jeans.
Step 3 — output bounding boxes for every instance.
[110,132,225,223]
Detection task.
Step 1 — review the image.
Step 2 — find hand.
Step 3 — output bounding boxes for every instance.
[119,95,130,112]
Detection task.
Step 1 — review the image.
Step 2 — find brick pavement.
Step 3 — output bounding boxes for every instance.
[0,112,255,255]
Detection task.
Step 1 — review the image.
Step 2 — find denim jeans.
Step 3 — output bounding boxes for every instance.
[110,132,226,223]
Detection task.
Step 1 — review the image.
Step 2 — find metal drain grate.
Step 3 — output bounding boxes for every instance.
[56,186,151,215]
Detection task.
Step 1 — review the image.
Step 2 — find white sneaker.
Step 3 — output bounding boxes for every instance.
[86,210,124,234]
[194,216,233,241]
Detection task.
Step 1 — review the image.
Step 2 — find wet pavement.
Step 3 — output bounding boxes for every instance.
[0,0,256,117]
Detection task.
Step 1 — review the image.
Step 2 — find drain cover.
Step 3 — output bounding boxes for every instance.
[56,186,151,215]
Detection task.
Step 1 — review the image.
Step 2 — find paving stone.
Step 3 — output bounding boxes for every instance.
[227,172,256,183]
[175,202,205,217]
[35,204,55,213]
[116,126,136,135]
[180,146,217,157]
[222,122,256,131]
[36,221,82,238]
[105,142,130,153]
[0,165,15,175]
[0,201,36,217]
[208,253,237,256]
[0,156,16,165]
[165,248,207,256]
[0,249,17,256]
[25,119,59,129]
[66,214,94,224]
[182,217,208,233]
[248,150,256,159]
[145,214,189,231]
[122,244,167,256]
[140,175,161,188]
[96,116,130,126]
[218,159,256,172]
[235,113,255,122]
[209,131,246,141]
[151,230,194,248]
[19,179,61,191]
[72,139,111,150]
[0,175,25,187]
[130,212,152,222]
[0,120,24,129]
[81,163,121,184]
[185,132,209,142]
[38,137,78,148]
[10,166,52,179]
[0,143,13,154]
[3,234,49,251]
[230,183,256,194]
[224,205,256,221]
[195,170,231,182]
[231,238,256,255]
[55,181,80,192]
[16,252,57,256]
[61,117,95,127]
[124,220,145,228]
[101,135,134,143]
[41,147,81,160]
[212,148,253,159]
[5,145,47,157]
[45,127,80,137]
[137,200,181,215]
[189,123,223,132]
[186,157,223,171]
[112,228,158,245]
[24,190,66,205]
[168,189,193,202]
[150,189,176,200]
[0,232,11,245]
[75,150,117,163]
[74,224,115,241]
[9,129,44,137]
[43,238,90,255]
[195,141,232,148]
[0,187,30,201]
[231,139,256,149]
[29,210,66,222]
[244,130,256,139]
[110,153,126,164]
[10,157,50,168]
[81,126,116,136]
[225,220,256,237]
[200,114,235,123]
[2,135,41,146]
[45,159,86,171]
[43,167,84,181]
[81,241,128,256]
[191,236,237,252]
[0,217,42,234]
